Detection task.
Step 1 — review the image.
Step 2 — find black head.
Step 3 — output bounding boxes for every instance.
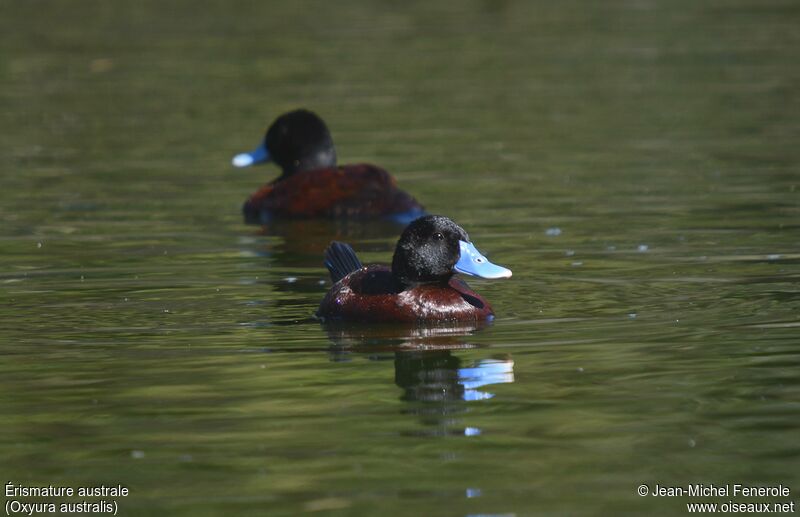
[391,215,469,286]
[264,109,337,177]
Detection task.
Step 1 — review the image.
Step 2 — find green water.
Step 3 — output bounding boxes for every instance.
[1,0,799,515]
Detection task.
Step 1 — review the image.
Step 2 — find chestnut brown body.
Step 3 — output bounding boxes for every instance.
[244,164,423,222]
[317,265,494,323]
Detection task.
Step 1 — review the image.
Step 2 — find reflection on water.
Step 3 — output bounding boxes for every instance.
[456,358,515,401]
[396,352,515,437]
[325,322,515,437]
[246,218,406,265]
[324,320,489,350]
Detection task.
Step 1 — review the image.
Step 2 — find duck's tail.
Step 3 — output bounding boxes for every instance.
[324,242,363,283]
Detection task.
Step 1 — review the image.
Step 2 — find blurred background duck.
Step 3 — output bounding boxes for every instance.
[233,109,425,224]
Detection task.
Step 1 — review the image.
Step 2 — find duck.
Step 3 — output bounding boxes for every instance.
[316,215,511,323]
[232,109,425,224]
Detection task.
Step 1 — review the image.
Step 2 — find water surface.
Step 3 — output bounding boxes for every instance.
[1,0,799,515]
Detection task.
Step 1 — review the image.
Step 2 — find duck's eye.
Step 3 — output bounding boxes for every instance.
[475,257,485,263]
[433,232,444,241]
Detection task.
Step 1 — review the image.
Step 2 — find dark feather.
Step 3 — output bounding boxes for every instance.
[324,241,363,283]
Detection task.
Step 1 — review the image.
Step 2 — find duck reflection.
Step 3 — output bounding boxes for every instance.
[395,352,514,403]
[245,218,403,267]
[324,321,488,351]
[323,322,514,437]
